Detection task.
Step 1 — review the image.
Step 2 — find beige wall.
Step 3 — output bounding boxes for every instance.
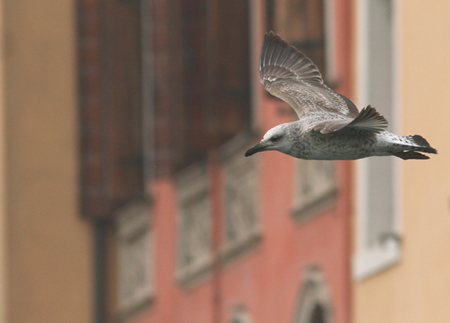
[2,0,93,322]
[354,1,450,323]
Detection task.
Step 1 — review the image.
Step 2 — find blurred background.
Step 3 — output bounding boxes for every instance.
[0,0,449,322]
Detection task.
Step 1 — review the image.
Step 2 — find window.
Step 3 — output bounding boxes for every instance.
[175,164,212,287]
[116,202,154,317]
[293,267,334,323]
[220,134,261,261]
[309,304,326,323]
[293,160,337,221]
[353,0,401,280]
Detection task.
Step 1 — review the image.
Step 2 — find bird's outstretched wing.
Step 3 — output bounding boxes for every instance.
[260,31,359,119]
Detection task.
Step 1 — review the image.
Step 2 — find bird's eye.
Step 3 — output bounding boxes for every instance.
[271,135,282,142]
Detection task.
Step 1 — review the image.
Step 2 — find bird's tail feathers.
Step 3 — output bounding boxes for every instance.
[394,151,430,160]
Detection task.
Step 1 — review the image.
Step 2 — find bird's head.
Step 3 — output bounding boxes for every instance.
[245,123,292,157]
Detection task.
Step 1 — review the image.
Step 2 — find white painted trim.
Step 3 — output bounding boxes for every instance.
[353,239,401,280]
[324,0,338,83]
[354,0,370,275]
[392,0,403,239]
[353,0,402,280]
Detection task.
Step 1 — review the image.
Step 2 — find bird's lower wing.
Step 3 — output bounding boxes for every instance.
[313,105,388,134]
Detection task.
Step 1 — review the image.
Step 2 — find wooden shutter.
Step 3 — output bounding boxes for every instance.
[172,0,251,172]
[78,0,144,219]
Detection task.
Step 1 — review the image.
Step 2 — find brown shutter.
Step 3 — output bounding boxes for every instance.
[78,0,144,220]
[172,0,250,173]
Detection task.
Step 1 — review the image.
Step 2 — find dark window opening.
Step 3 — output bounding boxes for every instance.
[310,304,326,323]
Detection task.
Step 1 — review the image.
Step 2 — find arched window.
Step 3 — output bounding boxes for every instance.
[229,304,253,323]
[310,304,326,323]
[293,267,333,323]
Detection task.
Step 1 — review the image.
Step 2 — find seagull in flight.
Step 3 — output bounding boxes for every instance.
[245,32,437,160]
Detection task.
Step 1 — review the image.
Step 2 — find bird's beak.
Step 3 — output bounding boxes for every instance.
[244,141,268,157]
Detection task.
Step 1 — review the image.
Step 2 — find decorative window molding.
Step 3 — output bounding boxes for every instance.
[353,0,402,280]
[116,201,154,318]
[229,304,253,323]
[293,266,334,323]
[175,164,212,287]
[293,160,337,222]
[220,133,261,262]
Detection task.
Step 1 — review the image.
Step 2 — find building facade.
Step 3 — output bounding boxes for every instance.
[4,0,431,322]
[0,1,447,322]
[82,0,355,322]
[353,1,450,323]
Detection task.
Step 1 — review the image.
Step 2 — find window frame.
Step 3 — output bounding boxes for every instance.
[175,163,213,288]
[353,0,402,280]
[219,133,262,263]
[292,160,338,222]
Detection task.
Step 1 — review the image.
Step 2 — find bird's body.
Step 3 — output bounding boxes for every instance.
[245,32,437,160]
[274,122,433,160]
